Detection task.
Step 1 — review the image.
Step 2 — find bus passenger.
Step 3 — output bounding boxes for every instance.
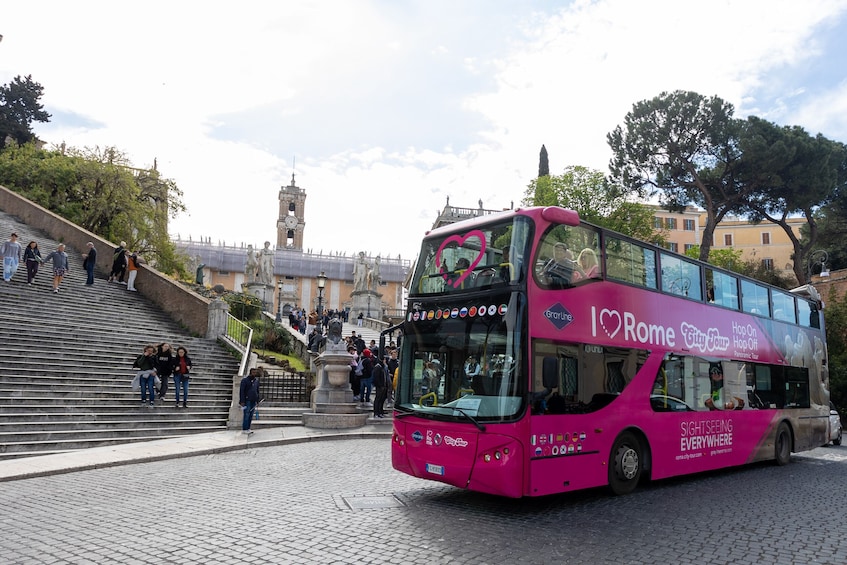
[572,248,599,281]
[704,362,745,410]
[464,356,481,388]
[542,243,581,287]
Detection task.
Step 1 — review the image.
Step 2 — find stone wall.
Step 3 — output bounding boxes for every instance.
[0,184,210,336]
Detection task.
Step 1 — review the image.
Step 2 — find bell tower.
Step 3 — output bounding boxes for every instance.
[277,173,306,250]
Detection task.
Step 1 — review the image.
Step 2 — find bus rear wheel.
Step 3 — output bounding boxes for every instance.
[774,422,792,466]
[609,432,642,495]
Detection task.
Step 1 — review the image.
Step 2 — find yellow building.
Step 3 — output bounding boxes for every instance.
[709,216,804,281]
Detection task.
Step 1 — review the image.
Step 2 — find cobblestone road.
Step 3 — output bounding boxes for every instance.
[1,439,846,565]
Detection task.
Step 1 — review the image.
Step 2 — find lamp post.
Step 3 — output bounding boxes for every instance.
[275,281,283,322]
[316,271,327,334]
[367,294,371,318]
[807,250,830,283]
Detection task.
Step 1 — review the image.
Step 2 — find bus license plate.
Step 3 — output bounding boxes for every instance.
[426,463,445,476]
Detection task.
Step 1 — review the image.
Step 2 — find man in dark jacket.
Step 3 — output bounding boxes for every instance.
[372,359,389,418]
[239,368,261,435]
[83,242,97,286]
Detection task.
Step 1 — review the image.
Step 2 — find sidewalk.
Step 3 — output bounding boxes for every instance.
[0,424,392,483]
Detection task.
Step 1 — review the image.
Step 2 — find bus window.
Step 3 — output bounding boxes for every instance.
[706,269,739,310]
[785,367,811,408]
[531,341,648,414]
[534,224,601,289]
[797,299,819,329]
[741,279,770,316]
[605,237,657,289]
[410,216,529,295]
[772,291,797,324]
[660,253,702,300]
[653,355,747,412]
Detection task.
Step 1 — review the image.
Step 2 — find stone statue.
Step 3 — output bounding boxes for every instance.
[195,263,206,285]
[368,255,381,291]
[257,241,274,286]
[353,251,368,292]
[328,317,343,346]
[245,245,258,283]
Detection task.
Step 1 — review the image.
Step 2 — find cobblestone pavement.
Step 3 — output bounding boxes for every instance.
[1,439,846,565]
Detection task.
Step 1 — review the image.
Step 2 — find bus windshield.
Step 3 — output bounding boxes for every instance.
[396,291,526,421]
[410,215,531,295]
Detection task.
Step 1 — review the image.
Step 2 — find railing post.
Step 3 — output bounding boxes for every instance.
[207,299,229,339]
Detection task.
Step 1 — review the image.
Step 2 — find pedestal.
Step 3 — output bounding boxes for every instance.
[350,289,383,322]
[242,282,275,312]
[302,342,369,429]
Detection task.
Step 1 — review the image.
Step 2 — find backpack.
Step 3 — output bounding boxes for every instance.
[355,358,364,377]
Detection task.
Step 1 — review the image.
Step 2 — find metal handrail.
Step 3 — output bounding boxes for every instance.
[222,312,253,377]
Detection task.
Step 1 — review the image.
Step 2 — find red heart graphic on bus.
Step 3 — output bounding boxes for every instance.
[600,308,622,339]
[435,230,486,288]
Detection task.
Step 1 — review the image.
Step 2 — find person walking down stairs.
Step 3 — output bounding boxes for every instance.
[133,345,158,407]
[41,244,69,293]
[1,232,22,282]
[23,240,42,285]
[155,343,176,401]
[173,346,193,408]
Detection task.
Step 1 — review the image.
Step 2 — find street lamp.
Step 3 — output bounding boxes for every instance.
[316,271,327,334]
[367,294,371,318]
[807,250,830,283]
[275,281,283,322]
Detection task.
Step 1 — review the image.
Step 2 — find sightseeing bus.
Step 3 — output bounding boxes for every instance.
[390,206,831,498]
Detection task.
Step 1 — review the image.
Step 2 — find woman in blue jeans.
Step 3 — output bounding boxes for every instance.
[173,346,193,408]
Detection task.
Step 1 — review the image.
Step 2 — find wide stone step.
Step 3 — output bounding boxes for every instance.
[0,428,228,458]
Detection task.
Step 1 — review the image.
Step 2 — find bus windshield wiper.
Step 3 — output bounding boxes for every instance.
[450,406,486,432]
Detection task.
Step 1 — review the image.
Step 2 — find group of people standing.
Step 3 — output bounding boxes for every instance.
[347,334,399,419]
[132,343,194,407]
[107,241,141,292]
[3,232,76,293]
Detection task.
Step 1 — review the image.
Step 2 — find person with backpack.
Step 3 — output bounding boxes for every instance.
[358,348,374,406]
[372,358,389,418]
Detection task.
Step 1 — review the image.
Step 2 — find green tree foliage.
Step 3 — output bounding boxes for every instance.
[683,244,794,288]
[538,144,549,177]
[737,117,847,284]
[523,165,663,244]
[0,142,186,275]
[608,90,745,262]
[0,75,51,147]
[823,287,847,412]
[248,317,293,354]
[683,245,745,273]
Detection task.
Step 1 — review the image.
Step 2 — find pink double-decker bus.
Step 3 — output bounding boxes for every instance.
[391,206,831,497]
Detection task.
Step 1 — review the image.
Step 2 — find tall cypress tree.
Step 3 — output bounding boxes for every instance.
[538,145,549,177]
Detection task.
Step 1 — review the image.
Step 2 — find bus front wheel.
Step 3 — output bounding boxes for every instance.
[608,432,643,495]
[774,422,792,466]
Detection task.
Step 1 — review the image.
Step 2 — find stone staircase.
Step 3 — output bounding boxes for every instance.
[0,209,241,460]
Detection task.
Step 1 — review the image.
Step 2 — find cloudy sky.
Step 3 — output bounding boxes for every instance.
[3,0,847,261]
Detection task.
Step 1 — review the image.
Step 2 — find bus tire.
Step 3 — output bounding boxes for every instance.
[774,422,792,466]
[608,432,642,495]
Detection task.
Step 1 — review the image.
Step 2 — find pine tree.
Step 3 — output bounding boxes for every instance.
[538,145,549,178]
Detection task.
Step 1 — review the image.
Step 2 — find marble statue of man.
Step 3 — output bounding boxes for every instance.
[245,245,258,283]
[258,241,274,286]
[353,251,368,292]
